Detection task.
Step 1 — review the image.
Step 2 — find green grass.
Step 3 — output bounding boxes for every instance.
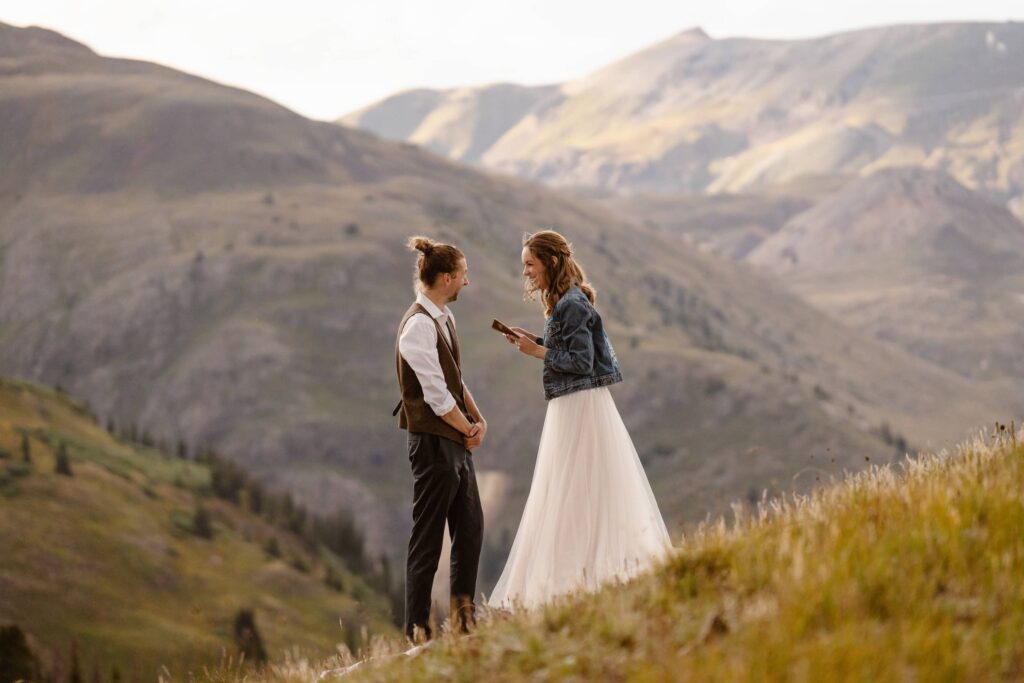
[0,378,398,677]
[216,424,1024,682]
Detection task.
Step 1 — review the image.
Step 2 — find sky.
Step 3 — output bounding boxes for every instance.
[1,0,1021,121]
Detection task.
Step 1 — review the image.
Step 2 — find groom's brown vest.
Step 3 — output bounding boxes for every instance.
[395,302,471,444]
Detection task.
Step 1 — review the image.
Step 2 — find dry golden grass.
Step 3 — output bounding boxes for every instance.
[206,422,1024,682]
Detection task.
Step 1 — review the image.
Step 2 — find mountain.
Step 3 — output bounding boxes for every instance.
[0,377,396,678]
[567,175,847,260]
[342,22,1024,218]
[0,25,475,200]
[340,84,561,164]
[585,168,1024,385]
[746,167,1024,382]
[0,21,1011,584]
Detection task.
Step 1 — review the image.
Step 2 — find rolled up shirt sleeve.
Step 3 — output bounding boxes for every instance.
[398,314,457,416]
[543,299,595,375]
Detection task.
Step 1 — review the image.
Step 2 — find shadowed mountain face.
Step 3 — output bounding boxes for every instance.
[0,23,1012,572]
[342,22,1024,218]
[0,25,466,199]
[747,167,1024,382]
[567,179,844,260]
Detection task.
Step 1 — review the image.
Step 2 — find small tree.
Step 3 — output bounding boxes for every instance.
[324,566,343,592]
[0,624,40,683]
[233,609,268,666]
[246,481,264,515]
[55,443,73,477]
[21,434,31,463]
[69,639,83,683]
[379,553,392,595]
[192,505,213,539]
[879,421,894,446]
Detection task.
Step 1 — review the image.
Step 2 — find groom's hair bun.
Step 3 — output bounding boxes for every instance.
[408,236,435,255]
[407,235,464,292]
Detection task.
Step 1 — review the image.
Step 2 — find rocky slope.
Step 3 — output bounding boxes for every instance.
[747,167,1024,382]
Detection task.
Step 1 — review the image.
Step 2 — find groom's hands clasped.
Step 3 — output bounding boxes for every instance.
[465,420,486,450]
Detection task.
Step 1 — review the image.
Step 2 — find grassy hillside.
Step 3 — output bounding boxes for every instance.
[0,378,397,679]
[223,421,1024,681]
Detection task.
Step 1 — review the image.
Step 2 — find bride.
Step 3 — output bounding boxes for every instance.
[487,230,673,610]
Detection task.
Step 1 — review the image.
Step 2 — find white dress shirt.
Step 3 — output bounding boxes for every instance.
[398,292,458,417]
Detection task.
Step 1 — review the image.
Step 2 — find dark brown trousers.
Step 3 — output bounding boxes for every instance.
[404,431,483,641]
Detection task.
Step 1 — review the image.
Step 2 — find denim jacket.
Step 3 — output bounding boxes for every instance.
[537,285,622,400]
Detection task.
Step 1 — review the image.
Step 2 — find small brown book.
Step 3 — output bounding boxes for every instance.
[491,319,516,336]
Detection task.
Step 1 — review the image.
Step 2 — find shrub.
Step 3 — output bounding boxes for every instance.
[7,462,32,478]
[0,624,40,683]
[324,566,344,592]
[55,443,73,476]
[233,609,267,666]
[192,505,213,539]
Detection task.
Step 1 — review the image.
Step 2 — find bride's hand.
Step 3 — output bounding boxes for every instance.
[510,333,545,360]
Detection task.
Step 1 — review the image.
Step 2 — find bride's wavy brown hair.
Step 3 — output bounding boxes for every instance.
[523,230,596,316]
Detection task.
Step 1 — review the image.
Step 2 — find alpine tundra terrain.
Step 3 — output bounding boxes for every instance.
[0,23,1016,591]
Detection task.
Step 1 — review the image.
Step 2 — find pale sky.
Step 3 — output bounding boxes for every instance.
[1,0,1021,121]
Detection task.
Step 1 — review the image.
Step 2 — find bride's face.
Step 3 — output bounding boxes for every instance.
[522,247,548,290]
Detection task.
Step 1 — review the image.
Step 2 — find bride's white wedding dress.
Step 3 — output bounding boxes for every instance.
[487,385,673,610]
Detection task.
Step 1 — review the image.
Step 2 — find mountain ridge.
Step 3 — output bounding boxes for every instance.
[747,166,1024,381]
[341,21,1024,216]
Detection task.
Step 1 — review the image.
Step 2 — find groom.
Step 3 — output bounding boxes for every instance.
[394,236,486,642]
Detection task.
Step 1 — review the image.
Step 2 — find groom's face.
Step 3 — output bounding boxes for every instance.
[445,257,469,302]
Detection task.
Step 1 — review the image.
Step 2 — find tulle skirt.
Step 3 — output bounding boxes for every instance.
[487,386,673,610]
